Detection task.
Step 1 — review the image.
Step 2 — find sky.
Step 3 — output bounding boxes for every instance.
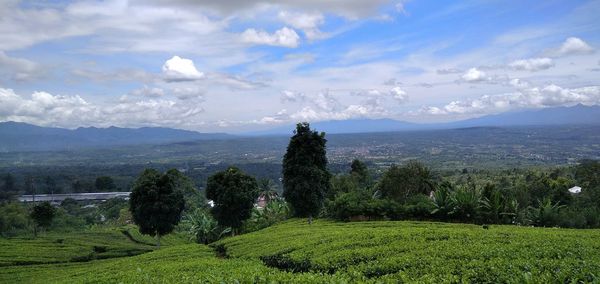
[0,0,599,132]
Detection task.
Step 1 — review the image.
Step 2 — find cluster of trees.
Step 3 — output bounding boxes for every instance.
[325,159,600,228]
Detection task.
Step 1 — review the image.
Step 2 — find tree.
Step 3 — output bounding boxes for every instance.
[375,161,435,203]
[129,169,185,247]
[282,123,331,224]
[350,159,370,186]
[30,201,55,237]
[1,173,17,203]
[95,176,116,192]
[206,167,259,234]
[165,169,205,212]
[258,178,279,204]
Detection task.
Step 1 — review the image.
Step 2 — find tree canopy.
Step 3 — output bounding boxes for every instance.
[129,169,185,247]
[375,161,435,203]
[206,167,259,233]
[30,201,56,237]
[282,122,331,222]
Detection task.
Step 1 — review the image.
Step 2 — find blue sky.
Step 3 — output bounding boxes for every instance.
[0,0,599,132]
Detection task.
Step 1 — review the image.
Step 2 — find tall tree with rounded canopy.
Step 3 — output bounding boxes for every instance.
[30,201,55,237]
[129,169,185,248]
[282,122,331,224]
[206,167,259,235]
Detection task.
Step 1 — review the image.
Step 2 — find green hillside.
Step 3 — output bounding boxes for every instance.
[2,220,600,283]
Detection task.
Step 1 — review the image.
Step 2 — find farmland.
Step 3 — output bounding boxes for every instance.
[2,220,600,283]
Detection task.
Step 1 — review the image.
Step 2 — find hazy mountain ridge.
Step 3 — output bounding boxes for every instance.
[250,104,600,135]
[0,122,232,152]
[1,105,599,152]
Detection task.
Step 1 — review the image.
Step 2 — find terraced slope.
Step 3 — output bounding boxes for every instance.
[0,226,187,267]
[2,220,600,283]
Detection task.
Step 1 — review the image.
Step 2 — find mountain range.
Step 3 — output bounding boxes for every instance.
[0,122,232,152]
[1,104,599,152]
[250,104,600,135]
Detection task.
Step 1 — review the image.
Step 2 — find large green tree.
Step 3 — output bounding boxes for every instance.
[375,161,435,203]
[30,201,56,237]
[129,169,185,247]
[206,167,259,234]
[282,122,331,223]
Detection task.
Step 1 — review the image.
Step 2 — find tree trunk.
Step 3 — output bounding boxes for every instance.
[156,233,161,248]
[308,215,313,225]
[33,225,37,238]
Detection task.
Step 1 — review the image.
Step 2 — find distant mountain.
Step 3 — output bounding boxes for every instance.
[250,104,600,135]
[446,104,600,128]
[247,119,425,136]
[0,122,233,152]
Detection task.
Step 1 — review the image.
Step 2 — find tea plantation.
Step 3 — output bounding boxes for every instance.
[1,220,600,283]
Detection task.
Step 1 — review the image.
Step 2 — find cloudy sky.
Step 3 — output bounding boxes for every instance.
[1,0,599,132]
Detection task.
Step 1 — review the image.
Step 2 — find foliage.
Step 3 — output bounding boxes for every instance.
[374,161,435,203]
[282,123,331,221]
[0,173,17,203]
[206,167,259,232]
[99,198,128,221]
[0,202,29,237]
[95,176,117,192]
[129,169,185,246]
[350,159,370,187]
[30,201,56,235]
[528,198,565,227]
[180,209,230,244]
[243,200,290,233]
[165,169,205,212]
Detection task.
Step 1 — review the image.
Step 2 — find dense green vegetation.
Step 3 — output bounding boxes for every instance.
[1,220,600,283]
[0,225,187,267]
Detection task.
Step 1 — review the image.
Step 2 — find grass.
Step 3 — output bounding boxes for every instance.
[1,220,600,283]
[0,225,188,267]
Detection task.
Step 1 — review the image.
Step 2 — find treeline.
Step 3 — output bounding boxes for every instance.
[325,159,600,228]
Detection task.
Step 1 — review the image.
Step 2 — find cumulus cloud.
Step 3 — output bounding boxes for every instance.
[461,67,488,82]
[0,87,205,129]
[278,11,326,40]
[241,27,300,48]
[171,87,205,100]
[556,37,594,56]
[280,89,305,102]
[129,85,165,98]
[390,86,409,103]
[420,83,600,116]
[162,56,204,82]
[509,57,554,71]
[436,68,463,75]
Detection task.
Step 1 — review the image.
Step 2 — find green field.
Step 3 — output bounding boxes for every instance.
[1,220,600,283]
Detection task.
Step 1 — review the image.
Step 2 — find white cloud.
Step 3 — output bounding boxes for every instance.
[420,83,600,116]
[461,67,488,82]
[129,85,165,97]
[278,11,326,40]
[0,51,43,81]
[390,86,408,103]
[509,57,554,72]
[171,87,205,100]
[280,89,305,102]
[557,37,594,56]
[0,87,206,129]
[241,27,300,48]
[162,56,204,82]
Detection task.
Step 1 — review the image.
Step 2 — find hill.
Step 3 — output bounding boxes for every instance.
[0,122,233,152]
[250,104,600,135]
[2,220,599,283]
